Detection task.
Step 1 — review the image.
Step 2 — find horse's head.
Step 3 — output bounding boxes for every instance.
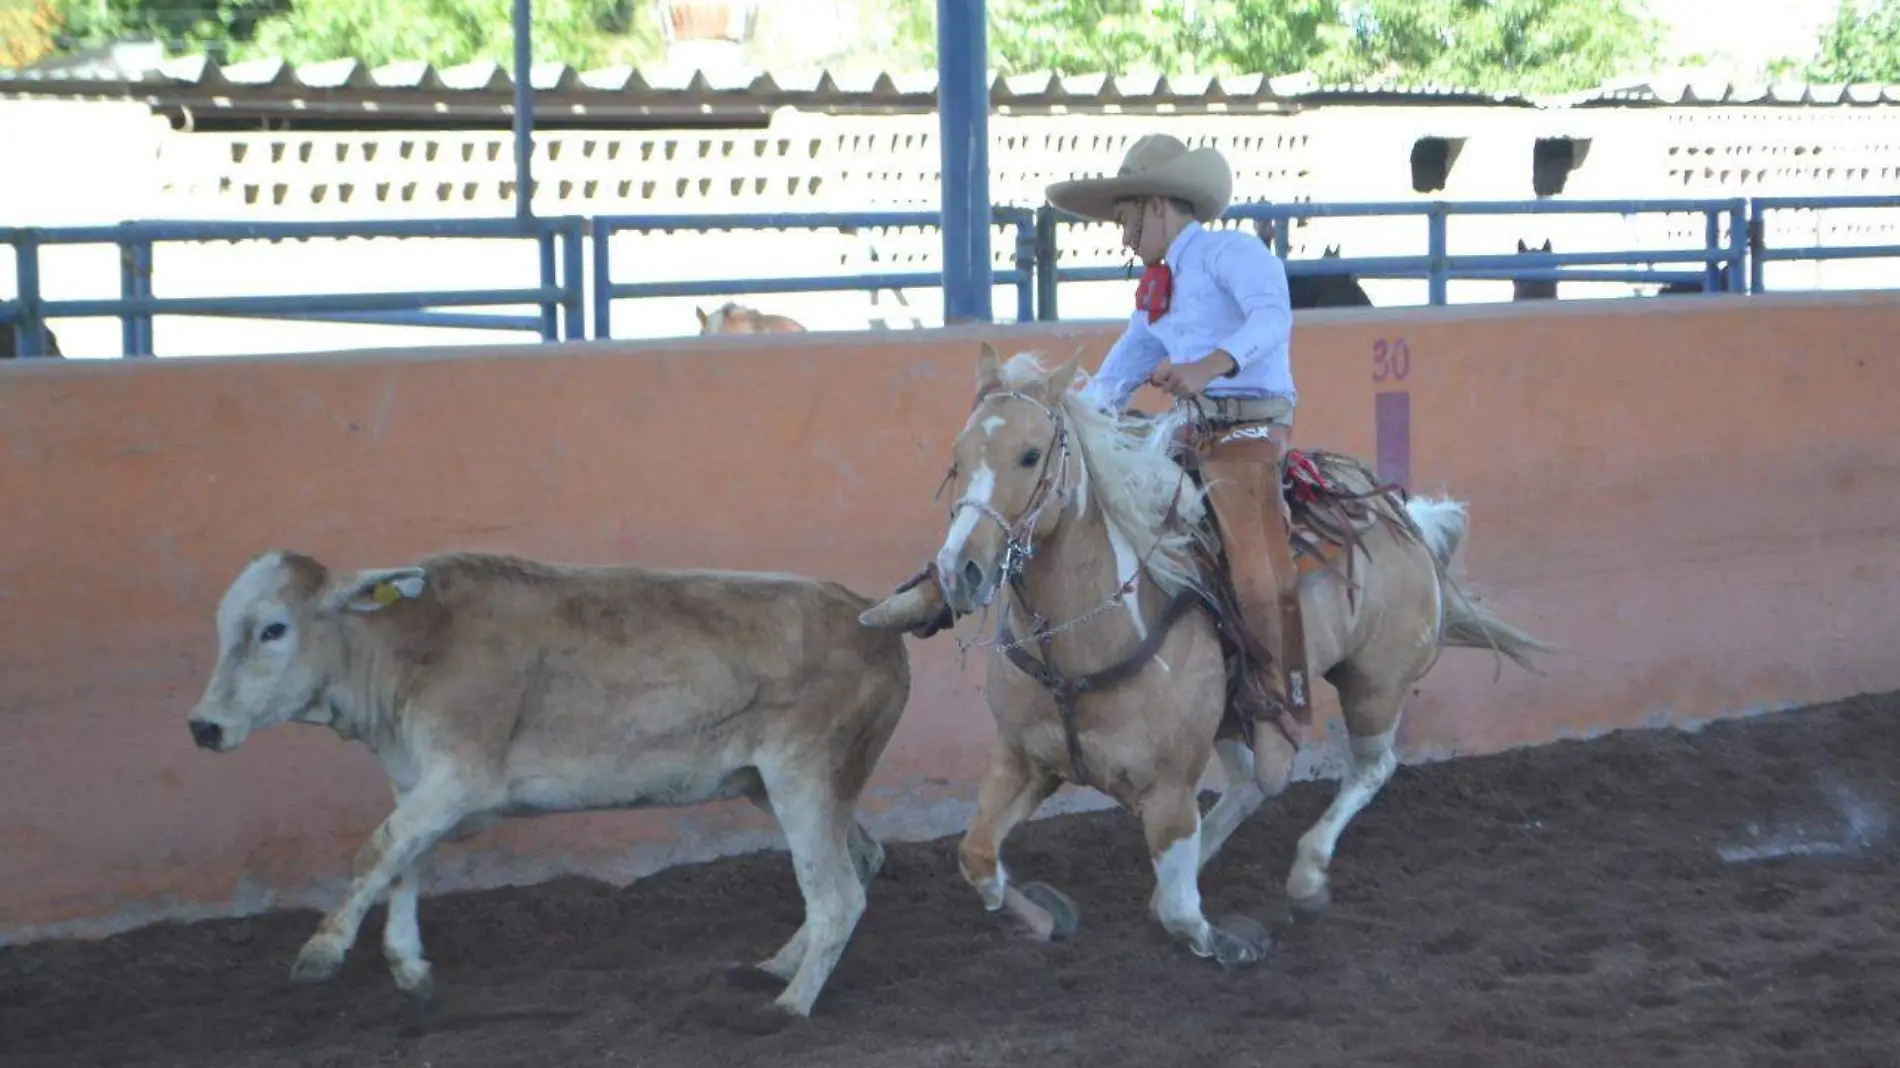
[934,342,1082,614]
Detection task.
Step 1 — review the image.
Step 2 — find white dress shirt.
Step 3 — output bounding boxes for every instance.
[1077,221,1298,413]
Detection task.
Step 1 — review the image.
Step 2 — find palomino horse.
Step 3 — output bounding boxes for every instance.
[865,344,1553,968]
[696,301,806,334]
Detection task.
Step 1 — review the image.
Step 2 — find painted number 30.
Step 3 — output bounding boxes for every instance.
[1372,338,1411,383]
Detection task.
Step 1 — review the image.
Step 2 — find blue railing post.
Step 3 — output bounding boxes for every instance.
[561,217,586,339]
[1006,209,1035,323]
[511,0,535,224]
[536,231,558,340]
[1703,209,1721,292]
[15,229,45,358]
[117,236,138,356]
[1726,200,1747,293]
[936,0,992,323]
[117,236,154,356]
[1427,204,1449,305]
[590,217,613,340]
[1034,206,1058,321]
[1747,200,1767,294]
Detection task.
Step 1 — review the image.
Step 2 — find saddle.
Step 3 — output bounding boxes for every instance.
[1175,441,1413,750]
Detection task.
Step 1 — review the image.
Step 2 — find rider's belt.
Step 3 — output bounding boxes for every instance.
[1203,394,1293,428]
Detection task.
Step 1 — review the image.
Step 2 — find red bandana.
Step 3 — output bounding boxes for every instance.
[1134,261,1172,322]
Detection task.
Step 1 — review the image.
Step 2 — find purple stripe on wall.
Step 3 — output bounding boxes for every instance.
[1375,390,1411,490]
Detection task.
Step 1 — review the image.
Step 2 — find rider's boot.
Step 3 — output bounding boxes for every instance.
[1197,431,1307,796]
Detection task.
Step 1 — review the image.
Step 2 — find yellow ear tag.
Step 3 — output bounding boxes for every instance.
[371,581,402,607]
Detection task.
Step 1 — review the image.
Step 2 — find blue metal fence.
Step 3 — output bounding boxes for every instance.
[1746,195,1900,294]
[1034,197,1750,320]
[5,195,1897,359]
[588,208,1039,339]
[2,216,586,358]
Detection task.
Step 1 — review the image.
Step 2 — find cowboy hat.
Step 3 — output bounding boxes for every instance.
[1044,133,1234,224]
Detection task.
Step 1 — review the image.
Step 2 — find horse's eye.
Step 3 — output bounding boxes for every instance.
[1020,448,1042,468]
[259,622,287,643]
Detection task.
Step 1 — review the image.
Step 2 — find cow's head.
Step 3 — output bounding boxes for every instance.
[186,551,426,752]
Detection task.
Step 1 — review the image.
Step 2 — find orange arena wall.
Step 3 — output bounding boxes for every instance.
[4,292,1899,944]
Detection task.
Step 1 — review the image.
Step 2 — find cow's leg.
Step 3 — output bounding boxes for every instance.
[958,735,1071,941]
[847,818,886,887]
[756,765,868,1017]
[293,774,485,985]
[751,816,883,985]
[372,809,493,1000]
[738,789,883,985]
[380,866,433,1002]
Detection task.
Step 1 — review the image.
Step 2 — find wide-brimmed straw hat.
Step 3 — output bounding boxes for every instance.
[1044,133,1234,223]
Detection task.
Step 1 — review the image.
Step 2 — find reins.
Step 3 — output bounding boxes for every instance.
[942,390,1200,787]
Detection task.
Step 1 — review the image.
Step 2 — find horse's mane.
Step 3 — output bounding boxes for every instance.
[994,352,1210,598]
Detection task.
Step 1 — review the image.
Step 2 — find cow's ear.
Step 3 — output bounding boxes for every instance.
[318,566,427,615]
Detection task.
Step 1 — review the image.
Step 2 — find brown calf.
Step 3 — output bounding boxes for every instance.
[185,549,911,1018]
[695,301,807,334]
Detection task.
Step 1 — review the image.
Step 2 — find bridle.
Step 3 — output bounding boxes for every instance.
[944,388,1074,592]
[939,385,1197,788]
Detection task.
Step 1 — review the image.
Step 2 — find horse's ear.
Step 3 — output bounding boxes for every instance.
[1047,346,1083,396]
[976,342,1001,394]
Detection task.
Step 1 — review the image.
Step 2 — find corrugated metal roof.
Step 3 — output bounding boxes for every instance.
[0,54,1537,110]
[9,53,1898,118]
[1564,75,1900,107]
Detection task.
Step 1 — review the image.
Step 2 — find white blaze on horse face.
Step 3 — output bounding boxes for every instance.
[980,415,1005,436]
[937,460,996,581]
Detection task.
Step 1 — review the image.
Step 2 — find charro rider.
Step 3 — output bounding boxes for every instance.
[872,132,1308,785]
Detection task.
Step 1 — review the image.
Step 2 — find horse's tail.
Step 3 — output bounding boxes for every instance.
[1404,495,1558,677]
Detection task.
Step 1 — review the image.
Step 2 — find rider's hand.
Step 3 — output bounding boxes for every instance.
[1148,351,1238,398]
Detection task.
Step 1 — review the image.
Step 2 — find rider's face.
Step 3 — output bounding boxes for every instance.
[1114,197,1168,265]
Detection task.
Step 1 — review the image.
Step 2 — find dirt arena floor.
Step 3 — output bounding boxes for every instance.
[5,692,1898,1068]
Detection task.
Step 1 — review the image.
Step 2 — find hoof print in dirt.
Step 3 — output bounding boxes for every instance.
[724,963,790,993]
[1022,882,1082,941]
[1209,915,1272,968]
[731,1001,797,1036]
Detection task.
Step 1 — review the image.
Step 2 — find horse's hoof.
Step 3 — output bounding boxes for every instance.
[1208,915,1273,968]
[1289,885,1332,919]
[1021,882,1082,942]
[289,942,344,984]
[396,968,437,1006]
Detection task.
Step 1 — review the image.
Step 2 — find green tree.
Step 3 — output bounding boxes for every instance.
[1310,0,1664,94]
[882,0,1661,95]
[1802,0,1900,82]
[1,0,66,66]
[48,0,287,59]
[40,0,663,69]
[237,0,663,67]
